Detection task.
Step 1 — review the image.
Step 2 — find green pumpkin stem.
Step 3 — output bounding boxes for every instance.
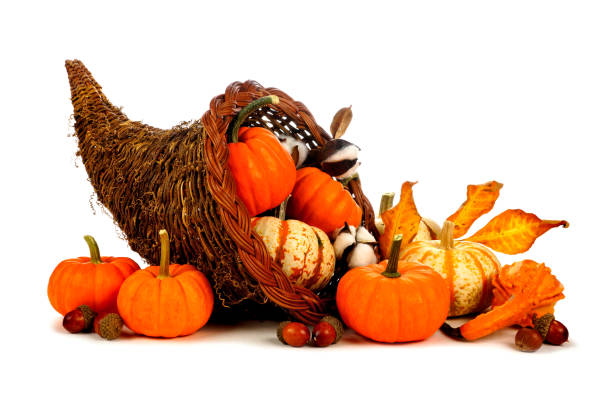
[230,95,280,143]
[83,235,102,264]
[158,229,171,279]
[382,234,403,278]
[378,192,395,216]
[440,220,455,250]
[340,173,359,187]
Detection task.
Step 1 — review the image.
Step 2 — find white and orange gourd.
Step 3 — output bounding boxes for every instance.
[399,220,500,316]
[252,216,335,291]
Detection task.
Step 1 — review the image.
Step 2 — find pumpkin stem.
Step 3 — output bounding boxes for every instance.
[440,220,455,250]
[378,192,395,216]
[340,173,359,187]
[382,234,403,278]
[277,195,290,221]
[83,235,102,264]
[158,229,171,279]
[230,95,280,143]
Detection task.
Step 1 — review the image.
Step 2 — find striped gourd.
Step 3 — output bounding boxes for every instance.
[400,220,500,317]
[252,216,335,291]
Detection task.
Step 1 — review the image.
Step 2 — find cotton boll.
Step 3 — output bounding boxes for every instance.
[331,223,356,240]
[347,243,378,269]
[333,229,356,259]
[355,226,376,244]
[277,134,309,167]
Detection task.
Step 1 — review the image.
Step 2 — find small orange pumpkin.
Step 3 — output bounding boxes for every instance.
[117,230,214,338]
[287,167,362,234]
[47,235,139,315]
[400,220,501,317]
[336,234,450,343]
[227,95,297,217]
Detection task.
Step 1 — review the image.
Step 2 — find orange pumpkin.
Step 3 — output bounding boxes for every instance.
[227,95,296,217]
[336,234,450,343]
[400,220,501,317]
[287,167,362,234]
[252,216,335,290]
[117,230,214,338]
[47,235,139,315]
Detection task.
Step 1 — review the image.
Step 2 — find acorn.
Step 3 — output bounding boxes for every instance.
[94,312,123,340]
[281,322,310,347]
[76,305,96,332]
[321,316,344,344]
[277,321,291,344]
[533,313,554,340]
[515,328,543,352]
[63,309,86,334]
[313,321,336,347]
[533,314,569,346]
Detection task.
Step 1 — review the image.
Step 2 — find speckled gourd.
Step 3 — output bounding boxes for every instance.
[399,220,500,316]
[252,216,335,291]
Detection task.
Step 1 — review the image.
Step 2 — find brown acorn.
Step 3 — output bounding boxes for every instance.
[63,309,86,333]
[76,305,97,332]
[321,316,344,344]
[94,312,123,340]
[277,321,291,344]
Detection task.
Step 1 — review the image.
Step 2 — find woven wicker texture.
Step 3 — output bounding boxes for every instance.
[65,59,376,324]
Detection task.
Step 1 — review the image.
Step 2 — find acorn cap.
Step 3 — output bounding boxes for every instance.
[277,321,291,344]
[96,313,123,340]
[533,313,555,339]
[321,316,344,344]
[77,305,97,332]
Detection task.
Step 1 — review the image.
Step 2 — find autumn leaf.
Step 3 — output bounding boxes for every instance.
[447,181,503,238]
[464,209,569,254]
[379,181,421,258]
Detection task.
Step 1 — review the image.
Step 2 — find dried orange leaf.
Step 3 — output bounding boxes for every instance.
[379,181,421,258]
[464,209,569,254]
[452,260,565,340]
[330,106,352,139]
[447,181,503,238]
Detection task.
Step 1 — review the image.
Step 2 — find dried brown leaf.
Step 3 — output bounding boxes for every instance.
[330,105,352,139]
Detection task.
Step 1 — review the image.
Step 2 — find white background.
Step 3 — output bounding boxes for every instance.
[1,1,610,407]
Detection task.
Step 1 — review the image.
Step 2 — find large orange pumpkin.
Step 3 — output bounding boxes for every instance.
[117,230,214,338]
[47,235,139,315]
[336,235,450,343]
[227,96,296,217]
[400,220,501,317]
[252,216,335,290]
[287,167,362,234]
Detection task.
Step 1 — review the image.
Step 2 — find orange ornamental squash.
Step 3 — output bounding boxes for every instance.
[252,216,335,291]
[227,96,297,217]
[117,230,214,338]
[287,167,362,234]
[48,235,139,315]
[336,234,450,343]
[399,220,501,317]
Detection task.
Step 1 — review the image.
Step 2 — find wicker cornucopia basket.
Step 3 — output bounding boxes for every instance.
[65,59,376,324]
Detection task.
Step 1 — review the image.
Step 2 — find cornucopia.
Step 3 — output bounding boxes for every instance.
[64,59,376,325]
